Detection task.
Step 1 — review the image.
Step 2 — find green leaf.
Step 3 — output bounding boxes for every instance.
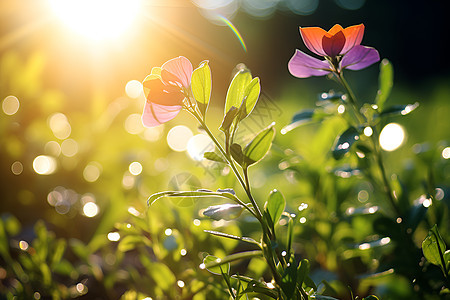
[422,224,447,269]
[241,280,279,298]
[363,296,380,300]
[375,59,393,110]
[314,295,339,300]
[148,190,242,206]
[204,250,263,270]
[332,126,359,160]
[204,230,260,246]
[297,259,310,287]
[203,204,244,221]
[148,262,176,291]
[203,255,230,276]
[243,122,276,167]
[203,151,226,163]
[220,106,239,133]
[191,60,212,117]
[118,235,146,252]
[239,77,260,120]
[281,255,298,298]
[230,143,244,166]
[225,70,252,115]
[265,189,285,226]
[281,109,330,134]
[379,102,419,117]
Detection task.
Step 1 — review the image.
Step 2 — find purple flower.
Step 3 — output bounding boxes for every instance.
[288,24,380,78]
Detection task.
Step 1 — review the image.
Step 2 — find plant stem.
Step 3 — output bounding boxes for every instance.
[187,107,263,221]
[337,72,401,216]
[186,105,293,296]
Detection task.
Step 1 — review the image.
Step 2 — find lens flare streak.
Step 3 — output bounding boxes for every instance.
[217,14,247,52]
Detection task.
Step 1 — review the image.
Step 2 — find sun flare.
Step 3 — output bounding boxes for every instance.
[48,0,141,41]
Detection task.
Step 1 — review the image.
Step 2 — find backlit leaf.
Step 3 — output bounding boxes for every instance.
[375,59,393,110]
[265,189,285,226]
[422,224,447,268]
[225,70,251,115]
[191,60,211,117]
[243,122,275,167]
[239,77,260,120]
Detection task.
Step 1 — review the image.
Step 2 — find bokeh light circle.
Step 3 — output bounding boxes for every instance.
[167,125,193,152]
[2,96,20,115]
[379,123,405,151]
[33,155,57,175]
[187,134,214,161]
[125,80,143,98]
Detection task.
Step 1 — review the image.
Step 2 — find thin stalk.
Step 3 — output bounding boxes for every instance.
[187,106,263,221]
[186,104,290,294]
[337,72,401,216]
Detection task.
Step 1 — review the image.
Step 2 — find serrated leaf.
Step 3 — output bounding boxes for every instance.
[225,70,252,115]
[203,151,226,163]
[243,122,275,167]
[239,77,260,120]
[191,60,212,117]
[379,102,419,117]
[422,224,447,268]
[375,59,393,110]
[203,204,244,221]
[332,127,359,160]
[265,189,285,226]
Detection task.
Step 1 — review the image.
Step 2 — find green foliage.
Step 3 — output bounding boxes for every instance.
[375,59,393,111]
[192,60,212,118]
[1,39,449,300]
[422,224,449,276]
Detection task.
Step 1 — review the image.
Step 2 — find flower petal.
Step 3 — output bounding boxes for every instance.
[299,27,328,56]
[142,102,182,127]
[322,30,346,57]
[327,24,344,35]
[143,74,184,106]
[341,45,380,71]
[288,49,331,78]
[341,24,365,54]
[161,56,193,88]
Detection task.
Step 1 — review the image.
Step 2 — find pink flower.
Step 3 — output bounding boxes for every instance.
[288,24,380,78]
[142,56,193,127]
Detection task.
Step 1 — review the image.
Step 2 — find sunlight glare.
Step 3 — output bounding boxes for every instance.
[379,123,405,151]
[49,0,141,41]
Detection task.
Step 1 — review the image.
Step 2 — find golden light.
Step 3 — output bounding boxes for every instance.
[48,0,142,41]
